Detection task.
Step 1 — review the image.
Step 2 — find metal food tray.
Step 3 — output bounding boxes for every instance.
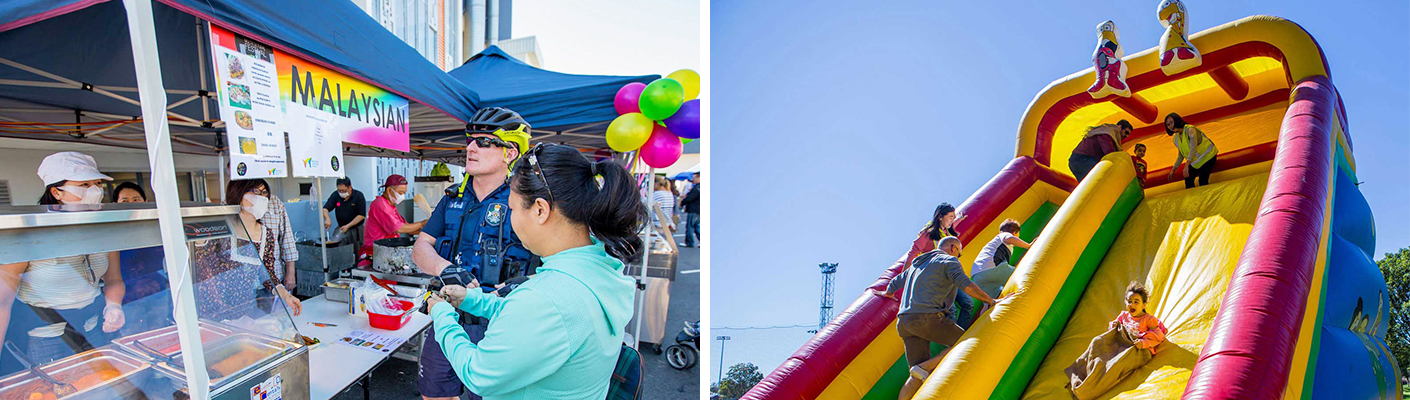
[322,278,359,303]
[0,347,163,400]
[111,322,236,363]
[157,333,294,387]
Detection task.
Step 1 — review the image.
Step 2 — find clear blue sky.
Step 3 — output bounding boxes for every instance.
[708,0,1409,382]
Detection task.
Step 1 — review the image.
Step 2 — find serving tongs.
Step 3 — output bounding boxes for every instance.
[4,340,77,396]
[131,338,178,364]
[367,275,401,296]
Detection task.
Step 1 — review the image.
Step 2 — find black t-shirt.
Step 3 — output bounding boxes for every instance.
[324,189,366,226]
[682,185,701,213]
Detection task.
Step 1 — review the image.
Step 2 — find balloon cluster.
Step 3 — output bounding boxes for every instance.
[607,69,701,168]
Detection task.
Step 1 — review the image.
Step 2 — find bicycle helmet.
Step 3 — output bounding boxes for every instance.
[466,107,531,154]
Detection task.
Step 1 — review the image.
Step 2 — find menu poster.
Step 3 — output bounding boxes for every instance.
[286,102,345,178]
[337,329,407,355]
[209,25,287,179]
[276,51,411,152]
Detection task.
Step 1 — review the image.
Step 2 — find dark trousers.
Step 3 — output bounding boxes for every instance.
[1069,154,1101,182]
[419,315,488,399]
[952,290,974,329]
[683,212,700,246]
[1185,156,1217,188]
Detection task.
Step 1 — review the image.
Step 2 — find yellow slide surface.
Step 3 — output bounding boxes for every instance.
[1020,173,1268,399]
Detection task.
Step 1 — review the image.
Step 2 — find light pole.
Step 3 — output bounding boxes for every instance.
[716,335,731,384]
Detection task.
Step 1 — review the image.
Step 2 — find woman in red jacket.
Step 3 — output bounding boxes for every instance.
[905,203,964,266]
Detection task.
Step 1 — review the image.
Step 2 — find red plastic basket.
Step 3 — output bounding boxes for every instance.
[367,299,414,330]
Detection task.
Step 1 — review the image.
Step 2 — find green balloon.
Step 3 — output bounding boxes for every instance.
[639,78,685,120]
[681,138,694,144]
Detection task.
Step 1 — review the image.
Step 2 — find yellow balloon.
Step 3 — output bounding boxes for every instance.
[606,113,654,152]
[667,69,700,100]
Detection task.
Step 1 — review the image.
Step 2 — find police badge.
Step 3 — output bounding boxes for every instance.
[486,203,505,226]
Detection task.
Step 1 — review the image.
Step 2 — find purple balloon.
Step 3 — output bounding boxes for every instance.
[614,83,647,115]
[663,99,700,139]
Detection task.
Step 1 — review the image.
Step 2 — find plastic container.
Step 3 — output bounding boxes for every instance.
[367,299,414,330]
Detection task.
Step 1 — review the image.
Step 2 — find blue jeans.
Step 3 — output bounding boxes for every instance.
[952,290,974,330]
[683,213,701,246]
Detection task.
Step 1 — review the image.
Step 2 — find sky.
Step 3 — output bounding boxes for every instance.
[709,0,1410,383]
[512,0,701,76]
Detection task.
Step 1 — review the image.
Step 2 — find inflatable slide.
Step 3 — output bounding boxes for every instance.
[744,14,1399,400]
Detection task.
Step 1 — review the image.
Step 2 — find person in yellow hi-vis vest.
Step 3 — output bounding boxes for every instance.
[1164,113,1219,188]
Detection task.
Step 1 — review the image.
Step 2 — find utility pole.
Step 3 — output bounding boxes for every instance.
[819,263,838,330]
[716,335,731,384]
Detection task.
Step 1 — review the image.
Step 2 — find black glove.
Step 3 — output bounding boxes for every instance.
[495,276,530,297]
[439,265,477,288]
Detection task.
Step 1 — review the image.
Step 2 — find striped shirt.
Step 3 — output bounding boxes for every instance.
[651,191,675,224]
[18,253,108,337]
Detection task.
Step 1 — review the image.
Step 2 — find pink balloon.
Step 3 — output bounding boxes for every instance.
[639,125,683,168]
[614,83,647,115]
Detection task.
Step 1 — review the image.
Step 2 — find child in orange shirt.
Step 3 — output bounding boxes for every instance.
[1131,143,1149,187]
[1109,281,1166,354]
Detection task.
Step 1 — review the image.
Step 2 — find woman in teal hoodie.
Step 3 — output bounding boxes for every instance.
[428,143,646,399]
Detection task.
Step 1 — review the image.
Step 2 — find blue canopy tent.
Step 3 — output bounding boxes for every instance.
[0,0,479,158]
[412,45,657,156]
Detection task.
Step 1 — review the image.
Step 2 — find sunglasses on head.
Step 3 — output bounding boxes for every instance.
[523,143,558,203]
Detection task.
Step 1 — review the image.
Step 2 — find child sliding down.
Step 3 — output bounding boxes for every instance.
[1065,282,1167,400]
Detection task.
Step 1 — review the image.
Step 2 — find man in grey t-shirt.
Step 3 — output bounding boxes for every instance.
[877,236,999,399]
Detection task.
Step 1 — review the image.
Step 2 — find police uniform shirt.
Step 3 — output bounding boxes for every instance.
[422,178,532,289]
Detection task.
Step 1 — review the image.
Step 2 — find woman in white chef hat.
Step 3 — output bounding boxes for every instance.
[0,151,126,371]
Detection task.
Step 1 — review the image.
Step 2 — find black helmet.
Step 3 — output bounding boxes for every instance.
[466,107,531,135]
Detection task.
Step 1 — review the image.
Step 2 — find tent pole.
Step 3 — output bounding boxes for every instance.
[0,57,202,125]
[121,0,211,398]
[634,167,654,349]
[317,179,329,278]
[218,151,225,203]
[195,20,210,122]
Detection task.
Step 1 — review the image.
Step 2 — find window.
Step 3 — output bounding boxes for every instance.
[428,0,440,68]
[299,183,313,196]
[0,180,10,205]
[445,0,458,67]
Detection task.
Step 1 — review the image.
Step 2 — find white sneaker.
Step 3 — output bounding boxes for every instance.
[909,365,930,381]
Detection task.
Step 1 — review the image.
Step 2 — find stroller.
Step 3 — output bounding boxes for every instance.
[664,320,700,370]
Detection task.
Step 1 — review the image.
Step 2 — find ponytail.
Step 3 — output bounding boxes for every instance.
[587,159,647,260]
[512,144,648,261]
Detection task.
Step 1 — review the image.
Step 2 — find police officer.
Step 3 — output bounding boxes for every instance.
[411,107,535,400]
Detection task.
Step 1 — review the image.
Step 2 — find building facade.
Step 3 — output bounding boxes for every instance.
[351,0,539,70]
[350,0,466,71]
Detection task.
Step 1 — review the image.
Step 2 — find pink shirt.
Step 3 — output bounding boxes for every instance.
[1113,311,1168,354]
[365,195,406,249]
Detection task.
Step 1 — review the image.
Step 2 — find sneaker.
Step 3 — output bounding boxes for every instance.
[909,365,930,381]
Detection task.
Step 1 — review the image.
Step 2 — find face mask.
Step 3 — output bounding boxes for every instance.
[242,193,269,218]
[339,191,351,199]
[59,185,104,205]
[391,190,405,205]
